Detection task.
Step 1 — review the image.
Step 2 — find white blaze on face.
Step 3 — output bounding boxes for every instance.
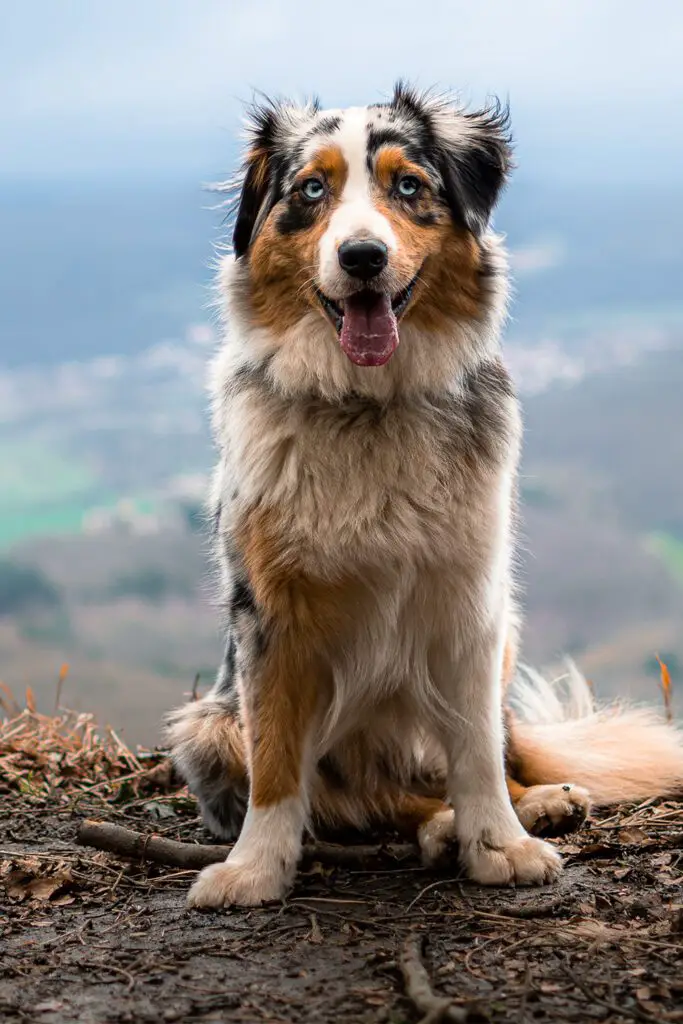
[315,107,397,298]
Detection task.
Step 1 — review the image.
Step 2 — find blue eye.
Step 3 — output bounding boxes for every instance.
[301,178,325,201]
[397,175,421,198]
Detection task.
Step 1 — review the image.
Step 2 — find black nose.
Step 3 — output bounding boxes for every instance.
[338,239,388,280]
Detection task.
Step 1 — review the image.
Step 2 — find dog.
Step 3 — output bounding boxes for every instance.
[167,83,683,908]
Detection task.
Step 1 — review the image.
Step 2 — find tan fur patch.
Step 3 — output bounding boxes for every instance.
[297,144,348,194]
[248,215,327,335]
[249,644,324,806]
[248,147,270,192]
[247,144,347,336]
[405,224,484,330]
[506,775,528,803]
[236,504,375,807]
[369,146,483,327]
[374,195,445,284]
[370,145,448,295]
[374,147,431,191]
[314,783,448,836]
[237,504,373,640]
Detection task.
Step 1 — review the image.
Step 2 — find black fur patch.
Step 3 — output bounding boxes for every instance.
[214,635,238,699]
[318,754,348,790]
[304,114,341,140]
[210,499,222,539]
[231,101,297,257]
[460,359,516,464]
[230,577,257,617]
[226,357,273,397]
[276,195,320,236]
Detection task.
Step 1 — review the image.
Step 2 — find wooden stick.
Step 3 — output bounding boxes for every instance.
[76,819,416,871]
[399,934,467,1023]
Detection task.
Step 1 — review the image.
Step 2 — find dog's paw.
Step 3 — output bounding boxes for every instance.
[417,809,456,867]
[187,860,289,909]
[462,835,562,887]
[515,783,590,837]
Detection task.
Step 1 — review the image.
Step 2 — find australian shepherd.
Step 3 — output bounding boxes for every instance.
[167,83,683,908]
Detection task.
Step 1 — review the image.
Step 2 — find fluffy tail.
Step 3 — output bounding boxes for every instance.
[507,663,683,806]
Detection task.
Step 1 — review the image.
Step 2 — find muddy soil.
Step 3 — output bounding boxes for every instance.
[1,788,682,1024]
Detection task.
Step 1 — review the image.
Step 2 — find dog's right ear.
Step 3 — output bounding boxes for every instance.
[232,101,282,258]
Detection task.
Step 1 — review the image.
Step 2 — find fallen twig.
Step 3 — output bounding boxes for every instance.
[399,933,467,1023]
[76,819,416,871]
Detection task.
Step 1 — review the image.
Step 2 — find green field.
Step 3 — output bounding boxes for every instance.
[647,531,683,589]
[0,438,109,548]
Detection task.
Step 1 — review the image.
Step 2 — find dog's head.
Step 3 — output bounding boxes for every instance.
[225,83,512,367]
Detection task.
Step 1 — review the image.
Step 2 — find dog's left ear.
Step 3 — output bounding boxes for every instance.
[232,101,283,258]
[232,148,273,258]
[434,102,513,237]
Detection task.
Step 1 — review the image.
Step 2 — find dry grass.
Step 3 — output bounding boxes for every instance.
[0,674,170,802]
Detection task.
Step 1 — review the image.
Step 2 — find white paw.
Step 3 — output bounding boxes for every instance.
[462,835,562,886]
[418,809,456,867]
[187,859,290,909]
[515,783,591,836]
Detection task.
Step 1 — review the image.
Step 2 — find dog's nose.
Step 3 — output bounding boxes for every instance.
[338,239,388,280]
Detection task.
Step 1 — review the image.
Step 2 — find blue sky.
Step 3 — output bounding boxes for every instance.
[2,1,683,181]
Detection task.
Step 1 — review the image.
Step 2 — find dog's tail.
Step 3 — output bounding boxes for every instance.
[507,663,683,806]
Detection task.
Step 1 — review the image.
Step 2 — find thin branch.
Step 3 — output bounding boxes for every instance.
[399,933,467,1023]
[76,819,416,871]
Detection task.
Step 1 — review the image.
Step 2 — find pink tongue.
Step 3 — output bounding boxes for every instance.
[339,292,399,367]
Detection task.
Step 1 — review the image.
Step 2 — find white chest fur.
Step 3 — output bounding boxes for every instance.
[217,373,518,579]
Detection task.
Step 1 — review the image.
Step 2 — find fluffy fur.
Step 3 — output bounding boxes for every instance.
[166,83,683,908]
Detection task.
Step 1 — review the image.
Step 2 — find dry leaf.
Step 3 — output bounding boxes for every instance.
[6,871,32,900]
[613,867,632,880]
[6,867,72,901]
[26,876,67,900]
[559,919,618,945]
[619,828,649,845]
[578,843,613,858]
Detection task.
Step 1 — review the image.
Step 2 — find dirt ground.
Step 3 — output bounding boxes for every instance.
[1,704,682,1024]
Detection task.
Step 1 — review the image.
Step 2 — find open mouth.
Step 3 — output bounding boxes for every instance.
[315,276,418,367]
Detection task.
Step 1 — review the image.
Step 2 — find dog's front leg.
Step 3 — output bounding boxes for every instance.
[427,620,562,886]
[187,636,324,909]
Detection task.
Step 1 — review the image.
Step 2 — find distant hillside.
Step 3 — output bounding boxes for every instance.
[519,344,683,701]
[523,346,683,534]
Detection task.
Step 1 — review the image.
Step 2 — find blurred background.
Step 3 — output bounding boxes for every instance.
[1,1,682,743]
